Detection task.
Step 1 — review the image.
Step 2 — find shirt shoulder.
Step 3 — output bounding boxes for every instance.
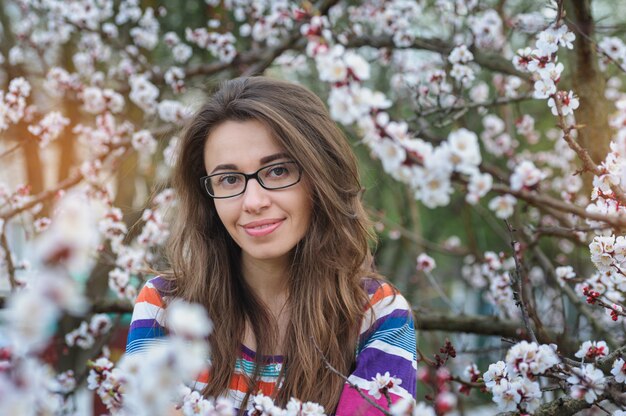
[362,278,410,316]
[359,278,413,346]
[125,276,172,354]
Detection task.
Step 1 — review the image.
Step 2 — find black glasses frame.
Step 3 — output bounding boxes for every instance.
[200,161,302,199]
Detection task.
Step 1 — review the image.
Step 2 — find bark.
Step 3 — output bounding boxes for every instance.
[565,0,612,164]
[57,45,77,182]
[498,396,594,416]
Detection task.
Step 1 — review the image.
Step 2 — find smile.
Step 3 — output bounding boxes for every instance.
[242,219,284,237]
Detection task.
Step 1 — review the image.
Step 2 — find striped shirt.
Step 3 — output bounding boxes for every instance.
[126,277,417,415]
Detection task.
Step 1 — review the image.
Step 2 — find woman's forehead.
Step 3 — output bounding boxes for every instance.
[203,119,288,172]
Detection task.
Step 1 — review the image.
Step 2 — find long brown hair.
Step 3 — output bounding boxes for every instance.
[166,77,378,413]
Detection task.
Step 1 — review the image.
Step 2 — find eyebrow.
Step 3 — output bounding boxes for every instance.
[210,152,290,174]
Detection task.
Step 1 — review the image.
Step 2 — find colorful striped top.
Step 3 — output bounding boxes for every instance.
[126,277,417,415]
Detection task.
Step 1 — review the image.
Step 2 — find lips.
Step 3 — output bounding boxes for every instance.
[242,218,285,237]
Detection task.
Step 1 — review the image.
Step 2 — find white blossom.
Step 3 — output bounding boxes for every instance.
[167,300,213,340]
[416,253,436,273]
[575,341,609,361]
[510,160,545,191]
[367,371,403,400]
[611,358,626,383]
[567,364,605,403]
[488,195,517,219]
[132,130,158,154]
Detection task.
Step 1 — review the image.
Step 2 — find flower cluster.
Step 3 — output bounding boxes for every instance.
[513,24,578,116]
[250,394,325,416]
[87,356,124,412]
[448,44,475,87]
[346,0,423,48]
[185,28,237,64]
[0,77,31,131]
[0,351,72,415]
[469,10,505,51]
[416,365,458,415]
[73,112,134,157]
[598,36,626,71]
[178,386,235,416]
[130,7,160,50]
[458,363,481,395]
[81,87,125,114]
[461,251,519,318]
[65,314,113,349]
[27,111,70,148]
[583,235,626,303]
[129,74,160,115]
[87,300,213,414]
[483,341,559,413]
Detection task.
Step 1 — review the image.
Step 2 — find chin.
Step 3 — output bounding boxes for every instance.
[242,245,292,262]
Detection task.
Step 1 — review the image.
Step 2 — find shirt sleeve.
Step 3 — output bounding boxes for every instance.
[125,277,169,355]
[335,281,417,416]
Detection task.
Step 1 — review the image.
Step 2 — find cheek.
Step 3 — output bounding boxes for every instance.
[213,202,234,229]
[296,190,314,230]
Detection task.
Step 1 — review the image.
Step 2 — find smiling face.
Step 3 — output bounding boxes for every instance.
[203,119,313,267]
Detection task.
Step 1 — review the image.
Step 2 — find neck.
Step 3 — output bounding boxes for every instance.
[241,253,289,309]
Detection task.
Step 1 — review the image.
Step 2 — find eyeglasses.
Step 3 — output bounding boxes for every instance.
[200,161,303,199]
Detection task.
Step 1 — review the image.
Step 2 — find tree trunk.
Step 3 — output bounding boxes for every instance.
[565,0,611,165]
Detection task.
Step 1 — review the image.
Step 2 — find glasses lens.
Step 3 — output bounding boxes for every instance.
[208,173,246,198]
[259,162,300,189]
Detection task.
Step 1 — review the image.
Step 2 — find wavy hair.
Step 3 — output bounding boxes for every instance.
[166,77,378,413]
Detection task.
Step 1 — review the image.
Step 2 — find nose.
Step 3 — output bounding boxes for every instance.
[241,178,271,213]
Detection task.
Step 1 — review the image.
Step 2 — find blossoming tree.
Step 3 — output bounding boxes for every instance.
[1,0,626,415]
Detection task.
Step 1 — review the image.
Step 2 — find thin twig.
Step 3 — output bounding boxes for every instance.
[448,375,485,389]
[0,143,130,220]
[531,246,620,350]
[504,221,538,344]
[367,209,469,256]
[310,337,391,416]
[0,142,22,159]
[423,270,460,313]
[566,17,626,73]
[553,93,626,205]
[418,94,533,118]
[0,230,18,291]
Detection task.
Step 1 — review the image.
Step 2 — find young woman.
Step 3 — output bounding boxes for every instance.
[126,77,417,415]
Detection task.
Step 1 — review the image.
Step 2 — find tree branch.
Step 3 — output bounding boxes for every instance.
[498,395,597,416]
[490,183,626,229]
[417,94,534,118]
[0,230,18,291]
[346,35,529,79]
[311,337,391,416]
[413,309,561,344]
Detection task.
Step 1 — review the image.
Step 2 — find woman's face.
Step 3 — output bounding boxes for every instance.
[203,119,313,265]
